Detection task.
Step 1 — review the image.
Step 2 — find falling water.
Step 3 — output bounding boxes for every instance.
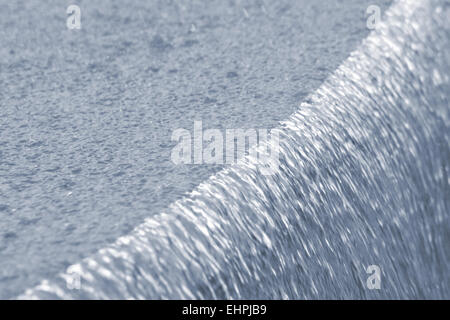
[20,0,449,299]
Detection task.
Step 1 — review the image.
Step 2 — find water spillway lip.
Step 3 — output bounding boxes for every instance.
[18,0,449,299]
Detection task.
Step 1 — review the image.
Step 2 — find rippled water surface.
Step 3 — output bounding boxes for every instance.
[0,0,394,298]
[17,0,449,299]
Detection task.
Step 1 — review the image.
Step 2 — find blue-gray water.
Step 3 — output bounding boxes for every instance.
[15,0,449,299]
[0,0,395,298]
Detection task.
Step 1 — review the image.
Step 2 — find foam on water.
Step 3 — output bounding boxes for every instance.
[20,0,449,299]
